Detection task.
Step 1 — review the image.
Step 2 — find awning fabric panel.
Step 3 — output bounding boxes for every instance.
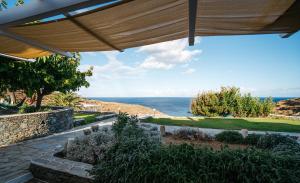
[0,0,297,58]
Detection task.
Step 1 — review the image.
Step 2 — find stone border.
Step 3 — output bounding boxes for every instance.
[0,108,73,146]
[95,113,117,121]
[30,152,93,183]
[141,122,300,138]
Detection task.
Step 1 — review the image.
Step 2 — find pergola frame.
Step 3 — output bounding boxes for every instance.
[0,0,299,61]
[0,53,35,62]
[0,0,115,27]
[0,0,116,60]
[0,29,72,57]
[64,12,123,52]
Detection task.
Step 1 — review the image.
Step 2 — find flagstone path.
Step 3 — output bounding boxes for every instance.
[0,118,115,183]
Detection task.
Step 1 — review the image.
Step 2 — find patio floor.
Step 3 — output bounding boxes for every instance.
[0,118,115,183]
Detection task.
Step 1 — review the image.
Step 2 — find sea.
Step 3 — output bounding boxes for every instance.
[89,97,297,117]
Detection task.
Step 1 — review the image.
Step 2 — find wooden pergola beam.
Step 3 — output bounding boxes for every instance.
[64,13,123,52]
[0,29,72,57]
[266,0,300,39]
[281,32,297,38]
[0,0,118,58]
[0,53,35,62]
[188,0,198,46]
[0,0,114,28]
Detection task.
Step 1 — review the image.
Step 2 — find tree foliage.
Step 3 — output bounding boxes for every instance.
[0,54,92,108]
[47,92,83,110]
[191,87,274,117]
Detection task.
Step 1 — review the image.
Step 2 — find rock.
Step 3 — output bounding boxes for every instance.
[83,129,91,136]
[73,118,85,127]
[160,126,166,136]
[66,138,75,152]
[240,129,248,138]
[91,125,99,132]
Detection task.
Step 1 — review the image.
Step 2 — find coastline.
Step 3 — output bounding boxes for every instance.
[81,99,169,117]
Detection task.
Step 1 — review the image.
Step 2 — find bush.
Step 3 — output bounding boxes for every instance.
[271,142,300,156]
[112,112,138,137]
[18,104,51,113]
[256,134,298,149]
[64,129,114,164]
[173,129,211,141]
[215,131,244,144]
[191,87,274,117]
[91,141,300,183]
[244,134,262,145]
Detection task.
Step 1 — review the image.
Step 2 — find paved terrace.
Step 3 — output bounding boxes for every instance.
[0,118,115,183]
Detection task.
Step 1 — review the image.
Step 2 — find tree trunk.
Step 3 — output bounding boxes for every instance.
[16,97,26,107]
[7,89,16,105]
[36,92,44,109]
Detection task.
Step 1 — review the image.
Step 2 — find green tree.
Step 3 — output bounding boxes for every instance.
[47,92,83,110]
[0,54,92,109]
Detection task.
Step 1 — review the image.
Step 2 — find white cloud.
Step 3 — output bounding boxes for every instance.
[182,68,196,75]
[138,37,202,70]
[79,51,143,81]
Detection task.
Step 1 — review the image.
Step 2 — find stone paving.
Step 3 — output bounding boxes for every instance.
[0,118,115,183]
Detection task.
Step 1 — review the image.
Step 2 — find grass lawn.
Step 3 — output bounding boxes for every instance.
[74,113,100,125]
[144,117,300,133]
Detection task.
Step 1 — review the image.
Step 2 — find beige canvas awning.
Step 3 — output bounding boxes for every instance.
[0,0,299,59]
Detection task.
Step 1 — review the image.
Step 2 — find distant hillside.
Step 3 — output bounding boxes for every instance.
[274,98,300,116]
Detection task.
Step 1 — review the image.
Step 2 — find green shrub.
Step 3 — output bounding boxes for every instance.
[244,134,262,145]
[174,129,211,141]
[256,134,298,149]
[215,131,244,144]
[91,141,300,183]
[271,142,300,156]
[191,87,274,117]
[64,129,115,164]
[18,104,51,113]
[112,112,138,137]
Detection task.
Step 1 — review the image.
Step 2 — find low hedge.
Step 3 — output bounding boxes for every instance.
[91,126,300,183]
[92,143,300,183]
[243,134,262,145]
[215,131,244,144]
[90,114,300,183]
[256,134,298,149]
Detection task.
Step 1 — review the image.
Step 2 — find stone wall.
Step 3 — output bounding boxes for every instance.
[0,108,73,146]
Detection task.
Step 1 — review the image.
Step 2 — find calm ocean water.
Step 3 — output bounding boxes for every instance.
[90,97,296,117]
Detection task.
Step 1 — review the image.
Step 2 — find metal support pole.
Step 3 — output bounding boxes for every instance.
[188,0,198,46]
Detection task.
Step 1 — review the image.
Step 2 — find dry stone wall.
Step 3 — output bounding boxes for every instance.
[0,108,73,146]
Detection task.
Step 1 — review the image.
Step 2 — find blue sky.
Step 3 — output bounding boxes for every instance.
[78,34,300,97]
[5,0,300,97]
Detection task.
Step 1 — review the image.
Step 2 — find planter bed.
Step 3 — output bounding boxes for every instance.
[30,151,93,183]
